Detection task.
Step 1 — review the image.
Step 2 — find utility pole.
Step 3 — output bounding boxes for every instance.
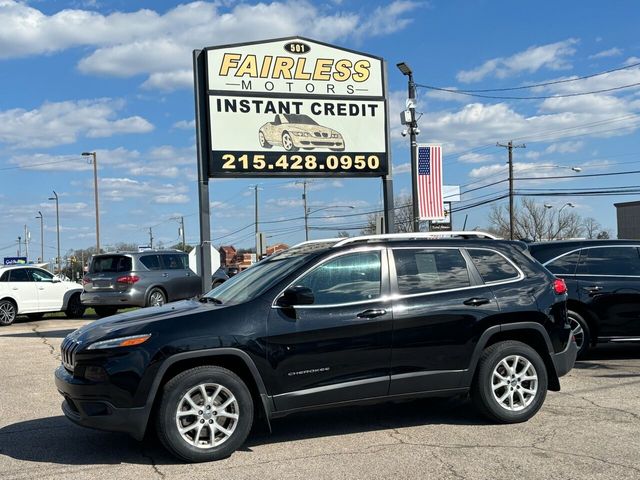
[82,152,100,254]
[24,225,29,260]
[252,185,259,258]
[179,216,186,252]
[36,211,44,262]
[17,236,21,257]
[48,191,60,273]
[148,227,154,249]
[497,141,525,240]
[301,180,309,241]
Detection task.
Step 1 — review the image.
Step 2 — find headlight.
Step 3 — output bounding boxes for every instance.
[331,133,340,138]
[292,131,310,137]
[87,333,152,350]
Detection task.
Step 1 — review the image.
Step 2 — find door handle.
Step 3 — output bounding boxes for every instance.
[582,285,603,295]
[38,287,45,290]
[463,297,491,307]
[356,308,387,319]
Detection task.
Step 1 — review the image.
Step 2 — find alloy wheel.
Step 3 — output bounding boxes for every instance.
[0,301,16,325]
[282,132,294,150]
[491,355,538,411]
[568,314,585,350]
[175,383,239,449]
[149,291,166,307]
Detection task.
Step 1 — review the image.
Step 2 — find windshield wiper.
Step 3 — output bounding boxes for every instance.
[199,297,223,305]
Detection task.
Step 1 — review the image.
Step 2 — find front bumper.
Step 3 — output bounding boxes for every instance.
[81,289,145,308]
[54,365,148,440]
[551,336,578,378]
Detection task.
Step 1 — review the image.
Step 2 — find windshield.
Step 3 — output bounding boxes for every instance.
[204,243,334,304]
[284,114,318,125]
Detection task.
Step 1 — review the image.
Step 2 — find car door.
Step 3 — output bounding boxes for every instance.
[266,248,393,411]
[388,247,501,395]
[6,268,39,313]
[576,246,640,337]
[30,268,66,311]
[160,253,198,301]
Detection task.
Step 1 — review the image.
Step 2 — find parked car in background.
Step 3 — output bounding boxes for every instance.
[211,267,229,288]
[530,239,640,356]
[81,251,201,317]
[0,265,84,325]
[56,233,575,462]
[226,266,239,277]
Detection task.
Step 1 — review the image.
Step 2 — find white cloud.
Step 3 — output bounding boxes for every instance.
[154,194,189,204]
[172,119,196,130]
[0,1,419,91]
[544,141,583,154]
[100,177,189,204]
[0,99,153,148]
[588,47,622,59]
[457,39,578,83]
[458,152,495,163]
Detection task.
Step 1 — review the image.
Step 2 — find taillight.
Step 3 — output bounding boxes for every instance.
[553,278,567,295]
[116,275,140,284]
[82,276,91,285]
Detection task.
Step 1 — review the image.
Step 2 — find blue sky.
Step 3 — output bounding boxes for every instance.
[0,0,639,261]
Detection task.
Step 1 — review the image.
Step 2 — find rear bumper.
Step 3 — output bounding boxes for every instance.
[551,336,578,378]
[81,290,145,308]
[54,365,148,440]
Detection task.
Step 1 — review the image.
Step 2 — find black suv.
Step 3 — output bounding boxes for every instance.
[55,234,576,462]
[530,239,640,356]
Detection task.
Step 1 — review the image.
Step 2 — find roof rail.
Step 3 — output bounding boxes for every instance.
[333,231,499,247]
[289,238,343,250]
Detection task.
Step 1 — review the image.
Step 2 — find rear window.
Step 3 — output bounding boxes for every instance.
[468,249,519,283]
[91,255,132,273]
[393,248,470,295]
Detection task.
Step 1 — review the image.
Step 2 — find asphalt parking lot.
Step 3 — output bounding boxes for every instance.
[0,316,639,480]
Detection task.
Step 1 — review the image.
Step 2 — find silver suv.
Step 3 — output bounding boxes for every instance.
[80,251,201,317]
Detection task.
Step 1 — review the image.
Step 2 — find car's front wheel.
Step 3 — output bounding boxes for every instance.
[156,366,254,462]
[0,300,17,326]
[281,132,299,152]
[471,340,548,423]
[258,131,272,149]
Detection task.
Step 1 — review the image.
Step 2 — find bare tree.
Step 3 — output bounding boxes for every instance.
[488,198,585,241]
[361,194,413,234]
[582,217,601,239]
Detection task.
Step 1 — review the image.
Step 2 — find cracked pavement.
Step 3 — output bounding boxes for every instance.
[0,317,638,480]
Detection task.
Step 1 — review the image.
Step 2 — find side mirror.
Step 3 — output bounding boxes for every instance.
[52,277,61,283]
[276,286,314,308]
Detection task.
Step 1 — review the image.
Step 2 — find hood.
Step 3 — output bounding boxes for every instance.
[69,299,212,344]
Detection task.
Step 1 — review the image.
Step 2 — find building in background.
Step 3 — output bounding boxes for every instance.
[615,201,640,239]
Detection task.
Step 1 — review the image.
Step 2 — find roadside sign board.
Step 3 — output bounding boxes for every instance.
[430,202,452,231]
[3,257,27,265]
[199,37,389,178]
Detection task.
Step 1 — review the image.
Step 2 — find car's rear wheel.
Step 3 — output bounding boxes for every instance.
[472,340,548,423]
[281,132,299,152]
[258,131,272,149]
[94,306,118,318]
[567,310,591,358]
[0,300,17,326]
[156,366,254,462]
[65,293,85,319]
[147,288,166,307]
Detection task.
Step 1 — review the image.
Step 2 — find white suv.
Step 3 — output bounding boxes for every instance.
[0,266,84,326]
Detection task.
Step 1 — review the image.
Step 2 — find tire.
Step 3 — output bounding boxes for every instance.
[94,306,118,318]
[211,280,225,290]
[567,310,591,358]
[65,294,86,319]
[0,299,17,326]
[156,366,254,463]
[281,132,299,152]
[27,313,45,320]
[146,288,167,308]
[258,131,272,149]
[471,340,548,423]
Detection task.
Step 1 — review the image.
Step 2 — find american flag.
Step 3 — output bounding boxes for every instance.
[416,144,444,220]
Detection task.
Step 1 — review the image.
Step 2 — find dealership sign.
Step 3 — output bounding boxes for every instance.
[3,257,27,265]
[199,37,389,177]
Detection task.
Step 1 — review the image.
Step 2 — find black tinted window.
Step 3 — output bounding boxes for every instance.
[468,249,519,283]
[296,251,381,305]
[161,254,187,270]
[140,255,161,270]
[9,269,31,282]
[578,247,640,276]
[393,249,470,294]
[91,255,132,273]
[0,271,8,282]
[546,250,581,275]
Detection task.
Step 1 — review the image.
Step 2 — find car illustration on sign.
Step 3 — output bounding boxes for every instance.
[258,114,345,152]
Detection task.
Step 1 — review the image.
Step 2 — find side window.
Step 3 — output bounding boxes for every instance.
[31,269,54,282]
[577,247,640,276]
[140,255,161,270]
[393,249,470,295]
[8,269,31,282]
[295,251,381,305]
[545,250,581,276]
[0,271,9,282]
[161,254,187,270]
[468,249,519,283]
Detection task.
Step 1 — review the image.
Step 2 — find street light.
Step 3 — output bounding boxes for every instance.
[35,211,43,263]
[397,61,420,233]
[544,202,575,212]
[82,151,100,254]
[305,205,355,240]
[48,191,60,273]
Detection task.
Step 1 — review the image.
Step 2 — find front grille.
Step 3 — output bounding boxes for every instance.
[313,132,330,138]
[60,337,80,372]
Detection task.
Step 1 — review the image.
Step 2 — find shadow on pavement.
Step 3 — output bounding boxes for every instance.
[0,329,76,339]
[0,396,483,465]
[573,344,640,370]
